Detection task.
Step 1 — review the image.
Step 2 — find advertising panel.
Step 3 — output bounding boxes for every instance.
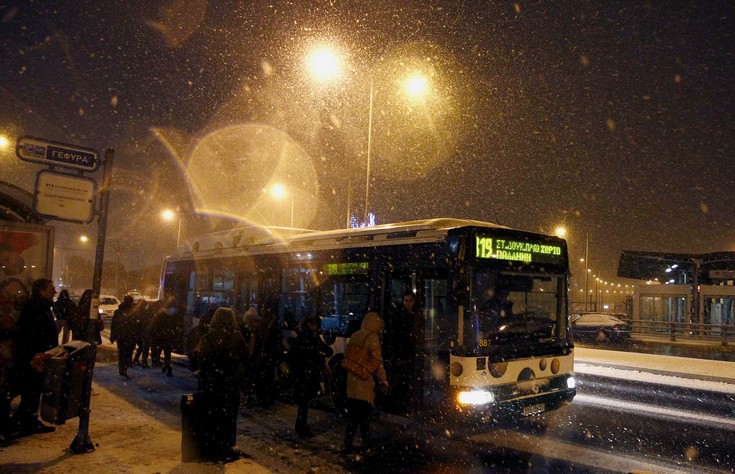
[0,222,54,336]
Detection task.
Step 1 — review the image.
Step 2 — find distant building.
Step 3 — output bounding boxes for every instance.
[618,251,735,327]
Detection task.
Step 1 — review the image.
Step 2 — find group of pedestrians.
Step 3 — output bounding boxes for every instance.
[109,292,181,378]
[0,274,398,459]
[183,305,338,461]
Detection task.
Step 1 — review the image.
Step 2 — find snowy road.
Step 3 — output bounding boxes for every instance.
[3,343,734,473]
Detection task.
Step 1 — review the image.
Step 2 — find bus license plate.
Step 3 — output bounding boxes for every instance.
[522,403,545,416]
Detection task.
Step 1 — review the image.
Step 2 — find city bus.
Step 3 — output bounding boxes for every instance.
[159,218,576,422]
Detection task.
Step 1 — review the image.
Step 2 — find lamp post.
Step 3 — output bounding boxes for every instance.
[584,233,589,311]
[364,78,374,224]
[161,209,182,247]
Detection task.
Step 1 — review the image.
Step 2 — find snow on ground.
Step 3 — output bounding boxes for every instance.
[2,341,734,473]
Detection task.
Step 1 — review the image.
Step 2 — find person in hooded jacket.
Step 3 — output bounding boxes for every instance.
[109,294,135,377]
[289,314,333,437]
[53,289,76,345]
[343,311,388,454]
[196,307,249,461]
[186,307,215,371]
[71,289,103,345]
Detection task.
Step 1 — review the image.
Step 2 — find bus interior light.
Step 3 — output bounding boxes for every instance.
[458,390,495,405]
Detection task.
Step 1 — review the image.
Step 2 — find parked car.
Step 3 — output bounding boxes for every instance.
[98,294,121,321]
[572,313,631,343]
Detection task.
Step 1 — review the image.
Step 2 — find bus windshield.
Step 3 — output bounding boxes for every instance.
[464,268,567,354]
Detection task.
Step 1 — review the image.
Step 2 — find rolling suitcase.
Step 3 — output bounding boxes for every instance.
[180,393,203,462]
[181,391,238,461]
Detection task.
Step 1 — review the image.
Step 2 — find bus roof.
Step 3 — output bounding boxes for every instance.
[169,218,511,260]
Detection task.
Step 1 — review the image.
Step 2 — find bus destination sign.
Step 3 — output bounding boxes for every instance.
[323,262,369,276]
[476,234,564,265]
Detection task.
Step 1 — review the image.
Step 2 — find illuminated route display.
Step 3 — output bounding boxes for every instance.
[323,262,369,276]
[475,234,565,265]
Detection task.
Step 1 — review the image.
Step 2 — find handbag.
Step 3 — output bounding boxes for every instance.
[341,337,381,381]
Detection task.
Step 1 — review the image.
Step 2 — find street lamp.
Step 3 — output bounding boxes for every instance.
[305,45,431,225]
[161,209,182,247]
[270,184,294,227]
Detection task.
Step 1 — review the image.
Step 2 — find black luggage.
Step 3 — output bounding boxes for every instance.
[181,391,239,462]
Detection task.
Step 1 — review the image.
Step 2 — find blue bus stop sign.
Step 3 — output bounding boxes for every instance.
[16,136,99,172]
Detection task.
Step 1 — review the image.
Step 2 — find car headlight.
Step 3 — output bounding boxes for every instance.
[457,390,495,405]
[567,376,576,389]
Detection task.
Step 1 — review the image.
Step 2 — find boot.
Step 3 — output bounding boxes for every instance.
[342,421,357,453]
[165,366,173,377]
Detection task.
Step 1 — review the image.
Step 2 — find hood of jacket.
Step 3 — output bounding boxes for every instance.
[360,311,384,334]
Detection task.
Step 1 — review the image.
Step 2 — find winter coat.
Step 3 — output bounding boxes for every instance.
[110,302,136,346]
[197,317,249,394]
[289,326,333,399]
[387,306,418,361]
[150,307,179,348]
[346,312,387,405]
[15,295,58,367]
[53,295,77,322]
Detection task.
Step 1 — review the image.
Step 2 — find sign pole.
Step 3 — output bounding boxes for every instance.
[92,149,114,295]
[69,344,97,453]
[70,148,112,454]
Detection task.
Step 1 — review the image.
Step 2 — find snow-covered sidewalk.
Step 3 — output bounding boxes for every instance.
[0,366,272,474]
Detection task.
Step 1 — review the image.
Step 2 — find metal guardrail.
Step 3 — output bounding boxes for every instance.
[626,319,733,346]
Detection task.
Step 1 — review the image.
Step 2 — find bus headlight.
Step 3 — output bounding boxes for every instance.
[566,376,576,389]
[457,390,495,405]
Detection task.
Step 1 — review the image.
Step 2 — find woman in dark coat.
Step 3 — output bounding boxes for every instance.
[131,299,151,368]
[289,314,333,437]
[196,307,249,461]
[150,296,178,376]
[109,295,135,377]
[53,289,76,344]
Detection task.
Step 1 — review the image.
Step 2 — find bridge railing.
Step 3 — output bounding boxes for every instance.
[626,319,733,346]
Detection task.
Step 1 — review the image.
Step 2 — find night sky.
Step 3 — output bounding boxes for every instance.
[1,1,734,287]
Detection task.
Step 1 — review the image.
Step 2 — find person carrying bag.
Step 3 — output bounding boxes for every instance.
[342,311,388,454]
[341,336,381,380]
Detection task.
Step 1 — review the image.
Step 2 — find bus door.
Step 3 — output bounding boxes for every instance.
[384,270,448,414]
[417,270,449,411]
